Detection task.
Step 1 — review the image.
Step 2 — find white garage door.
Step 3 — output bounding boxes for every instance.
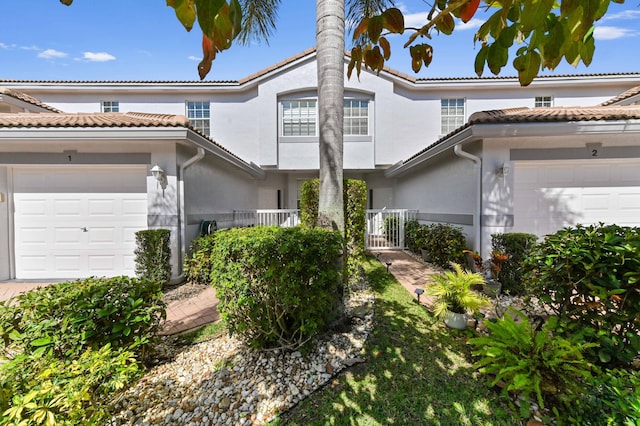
[513,159,640,237]
[13,167,148,279]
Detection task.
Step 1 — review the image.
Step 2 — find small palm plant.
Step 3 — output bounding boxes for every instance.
[427,263,490,323]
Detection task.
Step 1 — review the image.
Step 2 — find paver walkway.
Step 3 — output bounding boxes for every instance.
[0,280,220,336]
[0,250,436,335]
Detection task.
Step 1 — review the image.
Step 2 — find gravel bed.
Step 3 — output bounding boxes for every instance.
[109,285,375,425]
[162,282,209,304]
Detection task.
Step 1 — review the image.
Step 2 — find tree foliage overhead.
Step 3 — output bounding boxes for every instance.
[59,0,625,85]
[350,0,625,85]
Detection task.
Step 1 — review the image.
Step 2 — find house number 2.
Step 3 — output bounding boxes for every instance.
[591,149,598,157]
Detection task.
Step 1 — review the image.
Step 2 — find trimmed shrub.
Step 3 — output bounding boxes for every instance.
[135,229,172,286]
[491,232,537,295]
[344,179,367,281]
[210,226,343,350]
[0,276,165,360]
[524,223,640,365]
[469,310,596,419]
[184,233,217,284]
[424,223,466,269]
[300,178,367,283]
[404,219,421,253]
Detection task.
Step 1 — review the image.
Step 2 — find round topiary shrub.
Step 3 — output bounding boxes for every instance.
[210,226,344,350]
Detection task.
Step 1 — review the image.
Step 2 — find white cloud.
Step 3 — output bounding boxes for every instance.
[403,11,429,30]
[601,10,640,22]
[594,26,639,40]
[20,44,40,51]
[188,55,200,61]
[0,42,8,49]
[82,51,116,62]
[37,49,68,59]
[457,18,484,31]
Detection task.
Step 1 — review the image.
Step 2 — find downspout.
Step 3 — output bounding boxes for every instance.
[453,144,482,254]
[169,146,205,285]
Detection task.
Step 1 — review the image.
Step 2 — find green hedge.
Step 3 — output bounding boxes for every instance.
[300,178,367,282]
[0,276,165,360]
[135,229,172,286]
[524,223,640,365]
[491,232,537,295]
[210,226,343,350]
[404,221,466,268]
[184,233,218,284]
[0,277,165,425]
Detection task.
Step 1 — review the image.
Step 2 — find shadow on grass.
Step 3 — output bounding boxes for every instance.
[275,257,523,426]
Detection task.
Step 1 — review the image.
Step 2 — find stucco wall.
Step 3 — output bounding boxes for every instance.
[392,146,480,249]
[0,167,9,280]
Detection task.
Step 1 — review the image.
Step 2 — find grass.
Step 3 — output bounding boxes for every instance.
[272,256,523,425]
[176,319,227,345]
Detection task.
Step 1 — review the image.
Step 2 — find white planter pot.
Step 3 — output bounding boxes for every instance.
[444,311,468,330]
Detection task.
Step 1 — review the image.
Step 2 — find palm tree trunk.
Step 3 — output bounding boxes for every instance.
[316,0,345,233]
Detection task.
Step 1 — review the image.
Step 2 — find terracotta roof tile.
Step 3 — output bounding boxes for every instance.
[0,87,63,113]
[468,105,640,124]
[600,85,640,106]
[403,105,640,164]
[0,111,190,128]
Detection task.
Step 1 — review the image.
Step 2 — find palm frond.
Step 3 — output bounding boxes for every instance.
[237,0,282,45]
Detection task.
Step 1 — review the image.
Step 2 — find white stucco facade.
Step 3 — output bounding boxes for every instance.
[2,50,640,278]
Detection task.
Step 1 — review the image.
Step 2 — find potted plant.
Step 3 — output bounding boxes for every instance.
[427,263,491,330]
[483,251,509,297]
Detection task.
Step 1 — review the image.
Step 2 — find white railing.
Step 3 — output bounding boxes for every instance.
[366,209,418,250]
[256,209,301,227]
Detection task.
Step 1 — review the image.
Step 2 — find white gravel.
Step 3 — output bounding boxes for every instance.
[109,287,375,425]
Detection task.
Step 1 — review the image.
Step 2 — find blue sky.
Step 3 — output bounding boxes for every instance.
[1,0,639,81]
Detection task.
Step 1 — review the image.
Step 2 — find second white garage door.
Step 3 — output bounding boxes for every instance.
[13,166,148,279]
[513,159,640,237]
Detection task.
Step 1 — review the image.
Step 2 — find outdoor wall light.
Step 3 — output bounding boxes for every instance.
[150,164,168,191]
[496,161,511,178]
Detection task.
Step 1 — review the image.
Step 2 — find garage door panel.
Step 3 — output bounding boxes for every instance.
[514,160,640,237]
[13,167,148,279]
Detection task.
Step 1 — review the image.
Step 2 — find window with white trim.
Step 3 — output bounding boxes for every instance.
[344,99,369,135]
[282,100,317,136]
[535,96,553,107]
[186,101,211,135]
[281,98,371,137]
[441,98,465,134]
[101,101,119,112]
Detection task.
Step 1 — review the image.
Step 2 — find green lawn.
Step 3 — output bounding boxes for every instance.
[273,257,523,425]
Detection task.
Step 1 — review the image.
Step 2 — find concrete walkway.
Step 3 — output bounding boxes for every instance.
[0,251,437,335]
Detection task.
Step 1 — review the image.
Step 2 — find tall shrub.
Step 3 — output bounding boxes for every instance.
[424,223,466,269]
[134,229,171,286]
[183,233,217,284]
[524,223,640,365]
[491,232,537,295]
[300,178,367,282]
[210,226,343,350]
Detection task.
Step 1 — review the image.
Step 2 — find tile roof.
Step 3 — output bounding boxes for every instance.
[0,111,190,128]
[403,105,640,164]
[599,85,640,106]
[0,87,63,113]
[467,105,640,124]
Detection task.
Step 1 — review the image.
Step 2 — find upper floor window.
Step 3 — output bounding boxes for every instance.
[186,101,211,135]
[344,100,369,136]
[535,96,553,107]
[441,98,465,134]
[282,100,317,136]
[281,98,370,137]
[101,101,119,112]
